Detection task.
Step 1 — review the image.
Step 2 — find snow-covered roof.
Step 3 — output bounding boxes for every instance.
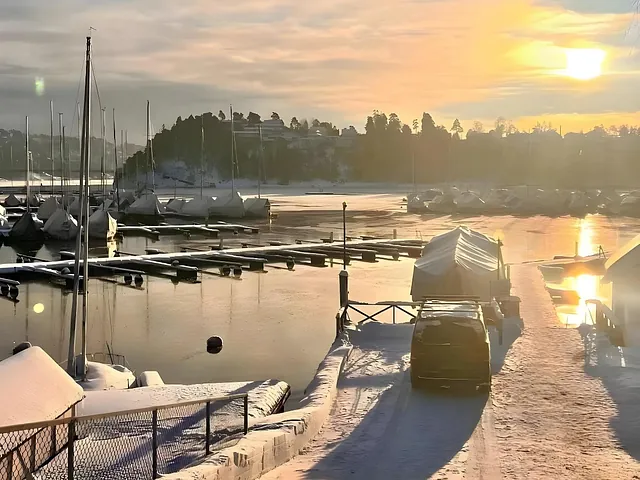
[605,234,640,279]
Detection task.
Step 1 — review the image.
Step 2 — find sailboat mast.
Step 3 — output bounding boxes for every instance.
[146,101,150,191]
[25,116,30,214]
[67,36,92,378]
[200,117,204,197]
[58,113,64,205]
[62,126,67,204]
[258,124,263,199]
[76,102,81,194]
[101,107,106,198]
[112,109,120,209]
[80,36,93,381]
[50,100,54,193]
[230,104,235,195]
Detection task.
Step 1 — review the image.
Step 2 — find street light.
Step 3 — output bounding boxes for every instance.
[342,201,347,270]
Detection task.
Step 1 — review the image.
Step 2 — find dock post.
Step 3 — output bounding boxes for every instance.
[339,270,349,307]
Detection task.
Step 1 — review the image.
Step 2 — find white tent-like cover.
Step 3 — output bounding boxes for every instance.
[38,197,61,222]
[410,226,502,301]
[210,191,245,218]
[43,209,78,240]
[127,193,165,217]
[181,196,216,218]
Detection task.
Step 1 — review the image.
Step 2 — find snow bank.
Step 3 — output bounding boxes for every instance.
[0,346,84,427]
[77,361,136,391]
[161,334,352,480]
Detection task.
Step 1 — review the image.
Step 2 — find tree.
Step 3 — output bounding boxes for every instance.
[450,119,463,135]
[290,117,301,130]
[311,119,320,128]
[373,111,388,132]
[412,119,419,134]
[506,121,518,136]
[619,125,630,137]
[388,113,402,132]
[471,121,485,133]
[218,110,226,121]
[494,117,506,137]
[401,124,412,135]
[301,119,309,134]
[421,112,435,133]
[247,112,261,125]
[232,111,245,121]
[271,112,280,120]
[365,116,375,135]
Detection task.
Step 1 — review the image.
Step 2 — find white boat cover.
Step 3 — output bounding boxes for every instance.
[38,197,61,221]
[127,193,165,217]
[165,198,186,213]
[210,191,245,218]
[243,198,270,218]
[43,209,78,240]
[455,192,486,210]
[4,193,22,207]
[426,194,455,213]
[0,204,5,217]
[0,215,7,228]
[88,209,117,240]
[9,212,44,239]
[410,226,501,301]
[181,196,216,217]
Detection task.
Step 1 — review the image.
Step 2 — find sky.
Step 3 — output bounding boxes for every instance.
[0,0,639,141]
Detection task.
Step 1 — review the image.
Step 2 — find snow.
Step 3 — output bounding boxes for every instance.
[78,361,136,391]
[262,267,640,479]
[76,380,290,419]
[0,346,84,428]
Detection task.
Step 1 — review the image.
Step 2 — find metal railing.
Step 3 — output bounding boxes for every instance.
[336,300,420,334]
[0,393,249,480]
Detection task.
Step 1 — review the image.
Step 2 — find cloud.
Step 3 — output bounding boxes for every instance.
[0,0,636,139]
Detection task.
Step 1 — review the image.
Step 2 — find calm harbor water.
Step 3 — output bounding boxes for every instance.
[1,189,640,397]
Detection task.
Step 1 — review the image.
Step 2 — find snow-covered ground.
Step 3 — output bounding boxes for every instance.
[262,266,640,479]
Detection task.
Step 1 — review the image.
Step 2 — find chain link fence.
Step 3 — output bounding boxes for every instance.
[0,393,248,480]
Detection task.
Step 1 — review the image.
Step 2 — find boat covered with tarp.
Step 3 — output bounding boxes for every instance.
[243,198,270,218]
[126,193,165,218]
[38,197,61,222]
[410,226,507,301]
[9,212,44,241]
[3,194,22,208]
[210,191,245,218]
[88,208,117,241]
[181,196,216,218]
[43,209,78,240]
[165,198,186,214]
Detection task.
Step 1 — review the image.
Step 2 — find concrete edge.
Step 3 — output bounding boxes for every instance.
[162,332,353,480]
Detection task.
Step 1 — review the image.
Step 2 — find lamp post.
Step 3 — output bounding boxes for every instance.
[342,201,347,270]
[339,202,349,309]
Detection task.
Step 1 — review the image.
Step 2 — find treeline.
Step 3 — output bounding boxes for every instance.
[124,109,640,188]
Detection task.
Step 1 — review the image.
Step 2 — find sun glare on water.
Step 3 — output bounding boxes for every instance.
[562,48,605,80]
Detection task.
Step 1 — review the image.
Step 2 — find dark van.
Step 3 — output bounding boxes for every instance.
[410,298,496,392]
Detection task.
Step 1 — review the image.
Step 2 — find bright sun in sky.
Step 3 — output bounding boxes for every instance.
[562,48,606,80]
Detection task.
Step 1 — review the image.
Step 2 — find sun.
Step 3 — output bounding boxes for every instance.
[562,48,606,80]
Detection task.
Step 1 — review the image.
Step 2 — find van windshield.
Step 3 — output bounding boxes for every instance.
[414,317,485,345]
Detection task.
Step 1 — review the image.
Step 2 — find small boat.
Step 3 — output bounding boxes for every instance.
[243,197,270,218]
[210,191,245,218]
[165,198,186,213]
[546,285,580,305]
[38,197,61,222]
[9,212,44,241]
[88,208,117,241]
[43,209,78,240]
[3,194,22,208]
[181,196,216,218]
[126,192,165,219]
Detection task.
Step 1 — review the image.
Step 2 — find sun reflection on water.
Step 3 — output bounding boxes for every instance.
[556,218,610,326]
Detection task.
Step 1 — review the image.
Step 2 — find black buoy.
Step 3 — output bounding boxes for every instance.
[286,259,295,270]
[13,341,32,355]
[0,285,8,296]
[206,336,223,354]
[16,257,23,263]
[9,286,19,300]
[124,274,133,285]
[171,260,180,267]
[134,274,144,287]
[61,267,71,275]
[220,266,231,277]
[233,267,242,277]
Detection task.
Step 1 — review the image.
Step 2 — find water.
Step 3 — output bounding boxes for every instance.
[2,189,640,397]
